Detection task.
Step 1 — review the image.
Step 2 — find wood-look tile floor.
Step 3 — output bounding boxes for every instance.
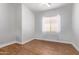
[0,39,79,55]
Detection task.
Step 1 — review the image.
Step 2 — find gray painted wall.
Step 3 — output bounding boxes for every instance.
[0,3,34,45]
[0,3,17,34]
[22,4,35,43]
[34,4,73,42]
[72,3,79,49]
[0,3,22,45]
[15,4,22,43]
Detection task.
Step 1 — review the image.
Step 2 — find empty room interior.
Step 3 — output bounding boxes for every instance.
[0,3,79,55]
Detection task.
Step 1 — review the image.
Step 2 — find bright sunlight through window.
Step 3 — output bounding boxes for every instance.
[42,14,61,33]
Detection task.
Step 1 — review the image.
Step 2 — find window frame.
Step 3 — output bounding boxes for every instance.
[42,14,61,33]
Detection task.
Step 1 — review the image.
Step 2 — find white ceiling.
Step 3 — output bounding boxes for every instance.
[24,3,68,12]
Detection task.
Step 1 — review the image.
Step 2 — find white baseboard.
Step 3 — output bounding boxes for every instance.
[34,38,72,44]
[16,41,22,44]
[71,43,79,52]
[16,39,34,44]
[0,40,16,48]
[22,39,34,44]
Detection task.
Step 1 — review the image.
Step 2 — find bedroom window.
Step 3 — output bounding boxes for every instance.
[42,14,61,33]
